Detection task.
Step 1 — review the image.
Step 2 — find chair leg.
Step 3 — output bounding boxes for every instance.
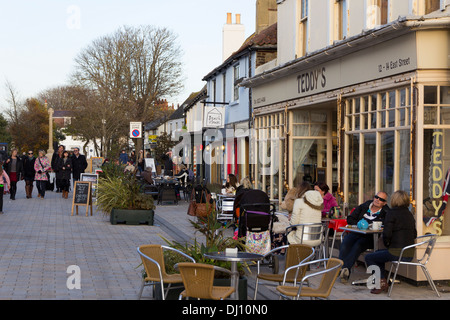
[387,263,400,297]
[422,266,441,298]
[138,280,145,299]
[253,278,259,300]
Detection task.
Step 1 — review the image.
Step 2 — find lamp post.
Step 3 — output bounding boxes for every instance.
[46,100,54,163]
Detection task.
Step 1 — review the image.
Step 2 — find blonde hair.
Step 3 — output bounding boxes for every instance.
[240,177,253,189]
[390,190,409,208]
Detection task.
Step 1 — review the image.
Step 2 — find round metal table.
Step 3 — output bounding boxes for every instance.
[203,251,264,300]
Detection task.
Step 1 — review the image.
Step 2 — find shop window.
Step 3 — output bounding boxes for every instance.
[345,87,411,206]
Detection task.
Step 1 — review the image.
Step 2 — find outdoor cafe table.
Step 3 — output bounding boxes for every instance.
[339,225,384,286]
[203,251,264,300]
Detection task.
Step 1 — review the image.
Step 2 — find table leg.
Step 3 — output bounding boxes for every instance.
[230,262,239,300]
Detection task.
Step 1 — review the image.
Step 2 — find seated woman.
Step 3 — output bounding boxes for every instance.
[314,181,338,217]
[281,179,312,218]
[365,190,417,294]
[287,190,324,247]
[222,173,239,195]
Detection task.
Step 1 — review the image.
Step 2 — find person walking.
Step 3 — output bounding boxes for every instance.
[22,150,36,199]
[4,148,23,200]
[34,150,51,199]
[52,145,65,192]
[71,147,87,182]
[0,166,10,214]
[56,150,72,199]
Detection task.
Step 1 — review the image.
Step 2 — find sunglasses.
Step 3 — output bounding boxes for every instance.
[28,152,33,155]
[374,195,387,202]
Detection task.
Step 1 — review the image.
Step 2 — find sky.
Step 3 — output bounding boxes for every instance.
[0,0,256,110]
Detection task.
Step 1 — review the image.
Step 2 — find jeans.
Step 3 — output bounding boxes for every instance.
[36,180,47,198]
[365,249,413,279]
[338,232,374,271]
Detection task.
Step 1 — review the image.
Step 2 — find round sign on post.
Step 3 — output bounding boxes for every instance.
[132,129,140,137]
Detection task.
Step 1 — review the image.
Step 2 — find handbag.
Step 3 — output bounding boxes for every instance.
[246,230,271,255]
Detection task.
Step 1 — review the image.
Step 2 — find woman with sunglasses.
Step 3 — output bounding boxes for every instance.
[23,151,36,199]
[338,191,389,283]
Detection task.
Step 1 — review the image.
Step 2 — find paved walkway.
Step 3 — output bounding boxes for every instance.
[0,180,448,300]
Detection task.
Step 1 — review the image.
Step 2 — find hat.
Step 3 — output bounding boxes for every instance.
[303,190,324,210]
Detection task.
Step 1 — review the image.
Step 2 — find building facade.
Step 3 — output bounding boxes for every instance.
[243,0,450,281]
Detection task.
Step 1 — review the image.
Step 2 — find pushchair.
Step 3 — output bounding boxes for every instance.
[236,190,279,272]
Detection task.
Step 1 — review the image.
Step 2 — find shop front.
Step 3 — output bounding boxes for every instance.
[245,26,450,281]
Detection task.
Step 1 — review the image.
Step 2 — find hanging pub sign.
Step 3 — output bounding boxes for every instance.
[203,106,225,128]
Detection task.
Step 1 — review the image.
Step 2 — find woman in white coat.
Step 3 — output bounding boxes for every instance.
[287,190,324,247]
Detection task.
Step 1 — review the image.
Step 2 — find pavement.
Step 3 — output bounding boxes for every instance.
[0,180,448,301]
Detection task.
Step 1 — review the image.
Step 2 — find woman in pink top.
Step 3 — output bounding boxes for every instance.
[34,150,51,199]
[314,181,338,217]
[0,165,11,214]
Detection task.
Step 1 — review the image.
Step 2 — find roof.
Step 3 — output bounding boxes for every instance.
[203,22,277,81]
[183,85,207,112]
[52,110,74,118]
[167,104,185,121]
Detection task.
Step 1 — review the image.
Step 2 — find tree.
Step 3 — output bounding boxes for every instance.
[8,98,49,152]
[0,113,12,145]
[71,25,183,157]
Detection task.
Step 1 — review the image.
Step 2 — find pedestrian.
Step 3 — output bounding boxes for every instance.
[0,166,11,214]
[23,150,36,199]
[137,150,144,174]
[4,148,23,200]
[52,145,65,193]
[119,150,128,165]
[71,147,87,182]
[56,150,72,199]
[34,150,51,199]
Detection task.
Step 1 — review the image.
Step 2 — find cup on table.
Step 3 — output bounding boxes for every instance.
[372,221,382,230]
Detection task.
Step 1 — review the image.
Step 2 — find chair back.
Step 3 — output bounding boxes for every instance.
[285,244,314,281]
[415,234,438,266]
[316,258,343,297]
[138,245,168,282]
[287,222,325,247]
[178,262,215,299]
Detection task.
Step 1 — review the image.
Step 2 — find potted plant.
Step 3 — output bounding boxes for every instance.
[96,162,155,225]
[159,211,250,300]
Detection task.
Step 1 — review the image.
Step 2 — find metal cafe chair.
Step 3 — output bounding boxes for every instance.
[177,262,235,300]
[387,234,441,298]
[286,222,327,267]
[137,244,195,300]
[277,258,343,300]
[253,244,315,300]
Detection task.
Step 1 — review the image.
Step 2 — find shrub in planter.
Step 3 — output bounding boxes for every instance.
[96,164,155,224]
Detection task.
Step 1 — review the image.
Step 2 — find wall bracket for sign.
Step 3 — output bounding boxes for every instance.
[71,181,93,217]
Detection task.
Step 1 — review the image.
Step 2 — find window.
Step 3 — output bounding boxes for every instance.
[345,87,411,207]
[298,0,309,56]
[212,79,216,106]
[378,0,388,25]
[425,0,441,14]
[233,65,240,101]
[223,73,226,103]
[336,0,347,40]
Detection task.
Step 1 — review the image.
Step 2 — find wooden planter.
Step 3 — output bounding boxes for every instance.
[110,209,154,225]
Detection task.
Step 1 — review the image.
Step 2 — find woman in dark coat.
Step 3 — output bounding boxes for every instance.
[365,190,417,294]
[56,150,73,199]
[22,150,36,199]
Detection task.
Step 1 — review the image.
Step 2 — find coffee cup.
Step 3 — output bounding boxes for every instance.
[372,221,382,230]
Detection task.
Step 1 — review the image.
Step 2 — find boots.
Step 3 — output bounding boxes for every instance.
[25,185,30,199]
[370,278,389,294]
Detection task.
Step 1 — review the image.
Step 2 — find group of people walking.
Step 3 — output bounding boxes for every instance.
[0,145,87,213]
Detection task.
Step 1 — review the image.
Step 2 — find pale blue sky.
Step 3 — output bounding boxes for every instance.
[0,0,256,109]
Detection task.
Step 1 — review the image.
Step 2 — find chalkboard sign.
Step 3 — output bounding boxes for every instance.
[71,181,93,216]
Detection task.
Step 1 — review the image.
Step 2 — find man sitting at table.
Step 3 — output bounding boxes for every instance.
[338,191,389,283]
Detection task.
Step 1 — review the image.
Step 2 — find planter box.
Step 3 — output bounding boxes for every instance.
[110,209,154,225]
[153,277,248,300]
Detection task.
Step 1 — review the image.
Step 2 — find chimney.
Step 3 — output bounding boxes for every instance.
[227,12,232,24]
[222,13,245,62]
